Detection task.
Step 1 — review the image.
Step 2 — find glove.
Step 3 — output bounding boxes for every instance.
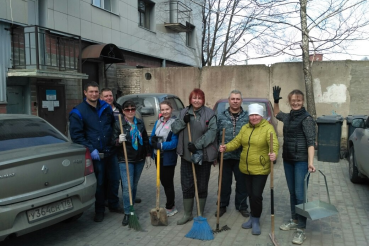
[152,143,161,150]
[188,142,197,154]
[119,133,126,143]
[151,135,158,146]
[183,113,191,124]
[91,149,100,160]
[273,86,282,103]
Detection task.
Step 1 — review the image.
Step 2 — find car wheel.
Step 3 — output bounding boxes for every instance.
[349,146,364,184]
[63,213,83,223]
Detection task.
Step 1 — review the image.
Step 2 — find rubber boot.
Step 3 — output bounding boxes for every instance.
[199,198,207,216]
[251,216,261,235]
[177,198,194,225]
[242,216,253,229]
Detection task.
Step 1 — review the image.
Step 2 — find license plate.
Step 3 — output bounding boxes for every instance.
[27,198,73,223]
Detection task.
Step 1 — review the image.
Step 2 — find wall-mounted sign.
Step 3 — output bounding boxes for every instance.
[46,90,56,100]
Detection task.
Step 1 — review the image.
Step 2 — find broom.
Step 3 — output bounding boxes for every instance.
[185,123,214,241]
[118,114,143,231]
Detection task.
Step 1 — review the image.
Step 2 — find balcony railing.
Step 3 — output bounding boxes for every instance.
[163,1,193,32]
[11,25,82,72]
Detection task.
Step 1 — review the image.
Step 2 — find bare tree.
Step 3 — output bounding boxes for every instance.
[201,0,277,66]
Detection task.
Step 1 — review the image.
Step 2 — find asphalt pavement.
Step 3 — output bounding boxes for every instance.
[2,140,369,246]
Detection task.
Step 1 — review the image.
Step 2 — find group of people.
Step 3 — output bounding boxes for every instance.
[69,82,316,245]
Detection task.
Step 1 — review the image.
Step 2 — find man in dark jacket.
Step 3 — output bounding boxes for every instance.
[69,82,122,222]
[215,90,249,218]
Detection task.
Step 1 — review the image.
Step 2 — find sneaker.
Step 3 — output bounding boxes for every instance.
[214,207,227,217]
[166,206,178,217]
[280,219,298,231]
[292,229,306,245]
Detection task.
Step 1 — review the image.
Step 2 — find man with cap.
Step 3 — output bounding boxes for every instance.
[215,90,249,218]
[219,103,278,235]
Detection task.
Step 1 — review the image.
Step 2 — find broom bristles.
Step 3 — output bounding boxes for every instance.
[128,206,143,231]
[185,216,214,241]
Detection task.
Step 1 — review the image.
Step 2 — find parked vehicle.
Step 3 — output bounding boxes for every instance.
[116,93,185,134]
[213,98,278,134]
[0,114,97,241]
[348,116,369,183]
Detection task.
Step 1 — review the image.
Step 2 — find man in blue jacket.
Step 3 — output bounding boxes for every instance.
[215,90,249,218]
[69,81,122,222]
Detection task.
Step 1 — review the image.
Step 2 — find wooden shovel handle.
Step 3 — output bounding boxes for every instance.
[216,128,225,224]
[156,149,160,210]
[187,123,201,217]
[118,114,133,206]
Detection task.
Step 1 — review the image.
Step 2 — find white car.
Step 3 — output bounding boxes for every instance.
[348,116,369,183]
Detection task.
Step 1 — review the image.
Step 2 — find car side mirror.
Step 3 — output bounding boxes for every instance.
[140,107,154,116]
[352,118,365,128]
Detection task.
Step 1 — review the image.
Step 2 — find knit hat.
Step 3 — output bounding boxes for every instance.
[248,103,264,117]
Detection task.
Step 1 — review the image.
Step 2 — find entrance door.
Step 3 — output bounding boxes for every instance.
[37,84,67,135]
[6,86,25,114]
[82,61,99,98]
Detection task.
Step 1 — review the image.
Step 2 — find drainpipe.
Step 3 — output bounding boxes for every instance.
[162,59,166,67]
[169,0,173,23]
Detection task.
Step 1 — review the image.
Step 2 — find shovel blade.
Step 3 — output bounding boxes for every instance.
[150,208,168,226]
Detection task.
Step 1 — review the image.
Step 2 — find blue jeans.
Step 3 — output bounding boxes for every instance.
[93,154,120,213]
[119,160,145,214]
[283,160,309,229]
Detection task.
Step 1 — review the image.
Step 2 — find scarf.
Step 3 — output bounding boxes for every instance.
[125,116,143,150]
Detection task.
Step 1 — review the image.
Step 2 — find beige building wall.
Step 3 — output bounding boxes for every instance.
[117,60,369,142]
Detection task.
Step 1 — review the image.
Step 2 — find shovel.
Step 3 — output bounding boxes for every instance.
[150,148,168,226]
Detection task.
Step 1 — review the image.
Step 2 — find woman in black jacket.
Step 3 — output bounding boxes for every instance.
[113,100,151,226]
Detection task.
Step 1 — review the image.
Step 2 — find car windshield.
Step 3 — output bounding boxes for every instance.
[0,118,67,151]
[215,101,268,118]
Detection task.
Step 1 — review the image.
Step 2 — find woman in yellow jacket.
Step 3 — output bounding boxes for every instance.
[219,103,278,235]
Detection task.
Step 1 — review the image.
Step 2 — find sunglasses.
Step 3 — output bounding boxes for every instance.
[123,108,136,112]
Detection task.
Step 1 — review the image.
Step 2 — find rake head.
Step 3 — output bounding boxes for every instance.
[212,224,231,234]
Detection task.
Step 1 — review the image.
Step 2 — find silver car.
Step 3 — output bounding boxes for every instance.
[0,114,96,241]
[348,116,369,183]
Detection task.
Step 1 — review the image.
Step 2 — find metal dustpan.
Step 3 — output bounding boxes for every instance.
[295,170,338,221]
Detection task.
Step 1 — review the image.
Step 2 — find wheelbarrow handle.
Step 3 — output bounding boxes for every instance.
[303,169,332,211]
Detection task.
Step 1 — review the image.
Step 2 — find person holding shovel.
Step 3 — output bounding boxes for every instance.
[273,87,316,245]
[214,90,249,218]
[150,100,179,217]
[219,103,278,235]
[171,88,218,225]
[113,100,151,226]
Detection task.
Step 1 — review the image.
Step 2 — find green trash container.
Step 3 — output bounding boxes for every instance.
[316,115,344,163]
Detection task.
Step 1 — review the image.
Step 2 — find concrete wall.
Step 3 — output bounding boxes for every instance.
[116,60,369,142]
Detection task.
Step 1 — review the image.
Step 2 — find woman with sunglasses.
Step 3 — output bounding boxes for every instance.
[113,100,151,226]
[150,100,179,217]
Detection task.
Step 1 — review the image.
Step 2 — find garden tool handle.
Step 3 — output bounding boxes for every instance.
[216,128,226,224]
[270,132,274,235]
[156,149,160,211]
[187,123,201,217]
[118,114,133,206]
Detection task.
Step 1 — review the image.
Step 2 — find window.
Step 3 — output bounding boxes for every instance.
[93,0,112,12]
[186,23,195,48]
[138,0,155,30]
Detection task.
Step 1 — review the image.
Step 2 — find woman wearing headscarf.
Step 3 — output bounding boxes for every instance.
[171,88,218,225]
[219,103,278,235]
[150,100,179,216]
[113,100,151,226]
